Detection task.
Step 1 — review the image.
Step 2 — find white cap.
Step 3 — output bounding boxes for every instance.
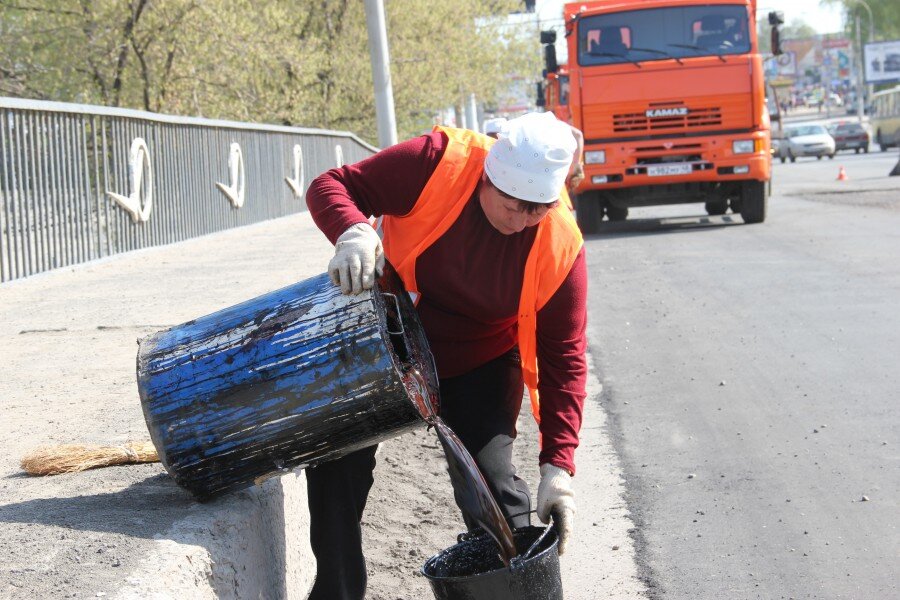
[483,112,575,203]
[483,117,507,135]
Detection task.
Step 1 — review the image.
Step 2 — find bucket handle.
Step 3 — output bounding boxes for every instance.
[515,517,555,563]
[508,519,557,597]
[381,293,405,336]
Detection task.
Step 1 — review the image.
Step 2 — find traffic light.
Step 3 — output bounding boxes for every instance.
[525,0,535,13]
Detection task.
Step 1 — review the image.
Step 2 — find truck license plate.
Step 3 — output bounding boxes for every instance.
[647,164,692,176]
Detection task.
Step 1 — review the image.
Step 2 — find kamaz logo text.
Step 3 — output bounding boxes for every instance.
[646,107,689,118]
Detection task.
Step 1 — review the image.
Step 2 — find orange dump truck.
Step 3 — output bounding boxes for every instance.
[538,66,572,124]
[543,0,783,232]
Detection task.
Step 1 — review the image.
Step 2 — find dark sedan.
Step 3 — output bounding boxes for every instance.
[828,123,870,154]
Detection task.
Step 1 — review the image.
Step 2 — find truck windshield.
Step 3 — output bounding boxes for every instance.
[578,5,751,67]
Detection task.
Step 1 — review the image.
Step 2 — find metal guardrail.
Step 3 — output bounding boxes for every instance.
[0,97,378,283]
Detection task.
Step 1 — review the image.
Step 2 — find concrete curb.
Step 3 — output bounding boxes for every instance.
[115,475,313,600]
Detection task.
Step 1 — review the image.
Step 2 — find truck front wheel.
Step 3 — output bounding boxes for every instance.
[741,180,767,224]
[575,193,603,234]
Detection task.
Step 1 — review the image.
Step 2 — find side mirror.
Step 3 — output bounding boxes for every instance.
[544,44,559,73]
[540,30,557,45]
[768,11,784,56]
[770,26,782,56]
[536,83,546,107]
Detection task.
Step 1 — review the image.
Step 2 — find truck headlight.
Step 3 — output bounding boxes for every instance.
[584,150,606,164]
[732,140,754,154]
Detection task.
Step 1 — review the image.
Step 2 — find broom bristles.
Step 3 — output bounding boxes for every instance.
[20,441,159,476]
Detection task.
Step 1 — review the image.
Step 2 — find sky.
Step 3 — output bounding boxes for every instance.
[769,0,845,34]
[533,0,847,35]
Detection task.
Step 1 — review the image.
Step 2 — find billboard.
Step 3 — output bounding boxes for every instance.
[865,39,900,84]
[822,39,852,80]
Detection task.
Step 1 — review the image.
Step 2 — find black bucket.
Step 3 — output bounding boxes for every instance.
[422,526,563,600]
[136,265,438,500]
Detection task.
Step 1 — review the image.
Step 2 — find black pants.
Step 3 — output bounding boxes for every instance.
[305,348,531,600]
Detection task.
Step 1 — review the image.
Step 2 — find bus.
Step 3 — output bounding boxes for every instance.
[870,85,900,151]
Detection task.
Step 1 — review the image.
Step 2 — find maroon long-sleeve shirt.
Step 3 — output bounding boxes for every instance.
[306,131,587,474]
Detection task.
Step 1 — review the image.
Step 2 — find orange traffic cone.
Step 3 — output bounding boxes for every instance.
[837,166,849,181]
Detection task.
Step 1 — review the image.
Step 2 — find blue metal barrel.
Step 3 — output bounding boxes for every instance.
[137,267,438,500]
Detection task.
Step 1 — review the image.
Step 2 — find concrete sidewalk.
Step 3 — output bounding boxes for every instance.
[0,214,332,599]
[0,212,644,599]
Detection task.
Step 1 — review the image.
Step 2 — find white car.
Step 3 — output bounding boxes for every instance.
[778,124,836,163]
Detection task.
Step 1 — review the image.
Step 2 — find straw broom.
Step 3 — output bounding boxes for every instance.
[20,441,159,476]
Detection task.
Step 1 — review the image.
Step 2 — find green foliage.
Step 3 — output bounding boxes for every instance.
[821,0,900,44]
[0,0,540,144]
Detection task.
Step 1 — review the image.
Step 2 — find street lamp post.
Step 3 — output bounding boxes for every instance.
[846,0,875,119]
[855,15,865,122]
[364,0,398,148]
[847,0,875,43]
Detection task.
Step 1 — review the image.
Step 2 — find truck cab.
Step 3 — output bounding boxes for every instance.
[542,67,572,124]
[552,0,781,231]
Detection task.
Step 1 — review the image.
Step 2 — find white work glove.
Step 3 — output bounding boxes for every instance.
[567,162,585,194]
[327,223,385,295]
[537,463,576,555]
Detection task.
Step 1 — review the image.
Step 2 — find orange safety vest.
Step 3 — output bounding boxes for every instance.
[382,126,583,423]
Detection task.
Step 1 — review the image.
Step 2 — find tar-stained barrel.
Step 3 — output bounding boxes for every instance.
[137,265,438,500]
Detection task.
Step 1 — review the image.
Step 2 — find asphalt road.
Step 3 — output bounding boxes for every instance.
[582,152,899,599]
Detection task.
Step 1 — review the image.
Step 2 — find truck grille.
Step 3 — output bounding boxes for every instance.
[636,142,703,153]
[613,107,722,133]
[634,153,702,165]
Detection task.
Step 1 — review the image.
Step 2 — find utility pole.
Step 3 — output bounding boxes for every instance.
[855,15,865,123]
[466,93,478,133]
[822,46,832,120]
[364,0,398,148]
[846,0,875,107]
